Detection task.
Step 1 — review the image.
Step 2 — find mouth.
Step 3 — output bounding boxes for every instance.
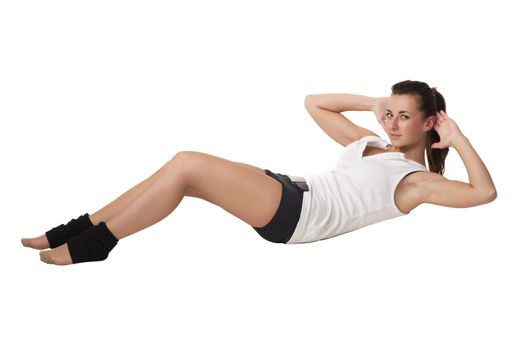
[390,133,401,138]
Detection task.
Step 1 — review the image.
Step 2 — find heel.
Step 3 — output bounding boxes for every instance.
[67,222,119,264]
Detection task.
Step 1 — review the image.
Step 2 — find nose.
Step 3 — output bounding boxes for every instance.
[388,116,399,130]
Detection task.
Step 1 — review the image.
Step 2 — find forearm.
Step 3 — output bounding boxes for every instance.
[305,93,376,113]
[452,134,497,197]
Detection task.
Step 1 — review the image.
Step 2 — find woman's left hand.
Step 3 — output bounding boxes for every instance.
[431,110,464,149]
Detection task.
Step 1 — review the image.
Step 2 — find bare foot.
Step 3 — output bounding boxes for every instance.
[40,244,73,265]
[21,235,50,250]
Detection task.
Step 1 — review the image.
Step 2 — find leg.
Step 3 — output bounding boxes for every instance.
[90,160,266,223]
[107,151,282,238]
[22,162,168,249]
[40,151,282,264]
[89,168,163,224]
[24,156,266,249]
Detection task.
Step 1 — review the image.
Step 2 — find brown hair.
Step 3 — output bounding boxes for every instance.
[391,80,448,175]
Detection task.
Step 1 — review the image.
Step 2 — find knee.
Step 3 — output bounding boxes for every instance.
[169,151,206,176]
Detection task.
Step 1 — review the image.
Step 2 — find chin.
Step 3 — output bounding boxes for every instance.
[388,137,402,145]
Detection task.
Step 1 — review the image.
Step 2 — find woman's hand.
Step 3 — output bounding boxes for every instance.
[372,97,389,126]
[431,110,465,149]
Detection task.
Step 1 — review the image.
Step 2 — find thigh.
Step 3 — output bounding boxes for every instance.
[175,151,282,228]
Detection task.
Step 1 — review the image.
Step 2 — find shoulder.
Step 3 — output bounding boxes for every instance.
[343,130,381,147]
[347,132,384,149]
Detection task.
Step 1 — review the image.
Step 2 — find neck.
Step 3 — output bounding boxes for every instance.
[387,139,427,167]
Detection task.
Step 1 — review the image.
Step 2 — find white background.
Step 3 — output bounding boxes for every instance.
[1,0,523,349]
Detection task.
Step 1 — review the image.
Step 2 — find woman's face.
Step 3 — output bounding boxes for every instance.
[381,94,435,147]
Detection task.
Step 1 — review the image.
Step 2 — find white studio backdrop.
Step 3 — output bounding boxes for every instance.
[1,0,523,349]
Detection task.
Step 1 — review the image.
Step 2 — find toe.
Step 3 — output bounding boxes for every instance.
[21,238,39,249]
[39,250,54,264]
[39,246,73,265]
[22,236,50,250]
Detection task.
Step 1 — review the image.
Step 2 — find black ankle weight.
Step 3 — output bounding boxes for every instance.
[45,213,94,248]
[67,222,119,264]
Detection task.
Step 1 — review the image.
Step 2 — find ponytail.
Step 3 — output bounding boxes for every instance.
[426,87,448,175]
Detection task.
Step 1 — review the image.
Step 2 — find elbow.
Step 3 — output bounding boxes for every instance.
[304,95,315,108]
[482,187,498,204]
[304,94,322,109]
[487,187,498,203]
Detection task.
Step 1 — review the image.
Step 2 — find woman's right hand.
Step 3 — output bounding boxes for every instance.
[372,96,389,126]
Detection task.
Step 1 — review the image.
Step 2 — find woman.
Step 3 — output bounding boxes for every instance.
[21,80,497,265]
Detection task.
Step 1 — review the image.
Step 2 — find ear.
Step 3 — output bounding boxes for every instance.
[423,115,436,132]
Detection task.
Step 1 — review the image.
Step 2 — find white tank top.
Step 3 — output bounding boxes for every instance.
[287,135,429,244]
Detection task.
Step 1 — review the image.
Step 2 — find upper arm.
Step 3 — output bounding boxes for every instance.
[304,96,377,146]
[418,172,497,208]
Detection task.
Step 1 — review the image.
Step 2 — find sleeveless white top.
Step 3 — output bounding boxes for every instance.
[287,135,428,244]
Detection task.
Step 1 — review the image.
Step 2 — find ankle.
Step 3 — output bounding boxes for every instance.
[46,213,95,248]
[88,213,103,226]
[67,222,119,264]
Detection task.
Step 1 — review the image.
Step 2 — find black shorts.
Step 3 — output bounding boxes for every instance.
[252,169,307,244]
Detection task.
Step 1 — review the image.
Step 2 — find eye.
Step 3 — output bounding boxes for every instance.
[385,112,409,120]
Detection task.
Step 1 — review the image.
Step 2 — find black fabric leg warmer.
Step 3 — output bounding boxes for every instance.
[67,221,118,264]
[45,213,94,248]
